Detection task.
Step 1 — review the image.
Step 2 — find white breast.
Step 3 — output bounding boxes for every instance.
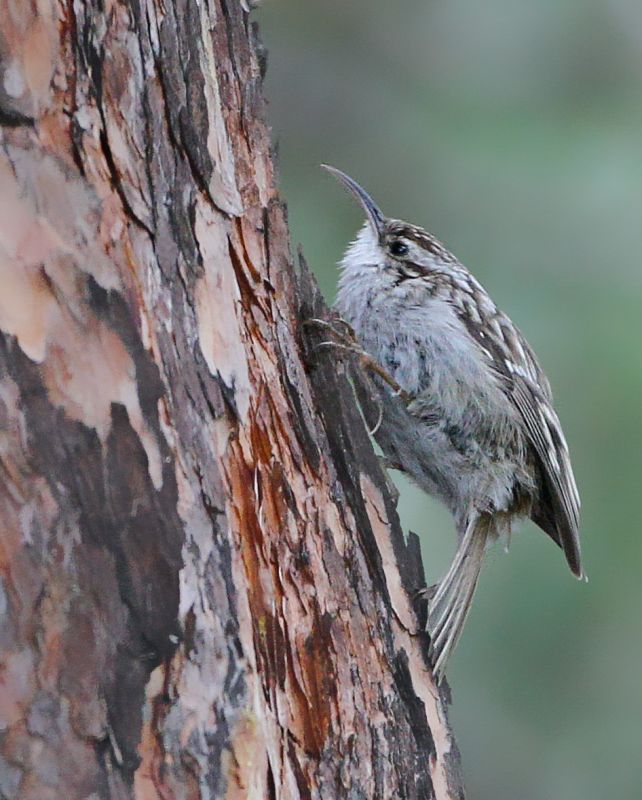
[335,225,509,422]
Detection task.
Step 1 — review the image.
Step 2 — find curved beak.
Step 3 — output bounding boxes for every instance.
[321,165,385,234]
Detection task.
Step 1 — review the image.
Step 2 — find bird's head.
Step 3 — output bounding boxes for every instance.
[322,165,455,280]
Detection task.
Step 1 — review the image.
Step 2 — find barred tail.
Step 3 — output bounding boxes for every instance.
[428,514,492,682]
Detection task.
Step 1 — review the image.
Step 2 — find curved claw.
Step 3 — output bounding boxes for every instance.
[302,317,356,344]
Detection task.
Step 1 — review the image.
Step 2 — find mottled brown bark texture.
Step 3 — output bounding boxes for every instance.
[0,2,464,798]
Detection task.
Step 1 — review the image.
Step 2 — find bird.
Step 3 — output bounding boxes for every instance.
[321,165,583,681]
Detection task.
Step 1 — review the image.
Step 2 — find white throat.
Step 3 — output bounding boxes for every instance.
[338,222,381,280]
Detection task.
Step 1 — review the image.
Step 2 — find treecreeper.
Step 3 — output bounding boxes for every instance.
[320,165,584,682]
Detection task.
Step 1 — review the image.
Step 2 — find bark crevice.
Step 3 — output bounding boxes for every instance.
[0,3,464,798]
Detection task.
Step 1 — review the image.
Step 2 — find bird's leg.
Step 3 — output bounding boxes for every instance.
[378,455,406,472]
[376,456,405,506]
[302,318,412,403]
[414,583,438,602]
[302,317,356,347]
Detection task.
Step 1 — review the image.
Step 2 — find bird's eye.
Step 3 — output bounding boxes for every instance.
[389,239,409,257]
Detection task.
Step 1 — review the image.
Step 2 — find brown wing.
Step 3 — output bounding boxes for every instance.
[511,376,582,576]
[449,280,583,577]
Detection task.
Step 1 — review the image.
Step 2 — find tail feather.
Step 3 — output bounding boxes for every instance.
[428,515,492,682]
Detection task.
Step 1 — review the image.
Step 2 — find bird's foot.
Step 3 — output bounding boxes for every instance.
[378,456,405,473]
[377,456,402,506]
[302,317,357,348]
[303,318,412,403]
[413,583,438,603]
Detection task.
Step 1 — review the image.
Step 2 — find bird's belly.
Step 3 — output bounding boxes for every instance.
[347,293,528,514]
[374,394,524,519]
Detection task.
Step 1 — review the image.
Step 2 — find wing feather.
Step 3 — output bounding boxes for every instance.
[448,282,583,577]
[511,378,583,576]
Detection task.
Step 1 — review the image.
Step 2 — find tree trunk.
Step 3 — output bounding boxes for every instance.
[0,2,464,798]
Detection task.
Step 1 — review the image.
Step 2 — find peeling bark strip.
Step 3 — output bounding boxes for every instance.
[0,2,464,798]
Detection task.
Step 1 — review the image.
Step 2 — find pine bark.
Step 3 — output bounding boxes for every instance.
[0,2,464,798]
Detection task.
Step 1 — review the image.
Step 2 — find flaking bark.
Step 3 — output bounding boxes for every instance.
[0,2,464,798]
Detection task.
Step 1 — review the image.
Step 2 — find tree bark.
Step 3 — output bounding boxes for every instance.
[0,2,464,798]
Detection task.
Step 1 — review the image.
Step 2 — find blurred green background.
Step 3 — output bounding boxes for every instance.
[256,2,642,798]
